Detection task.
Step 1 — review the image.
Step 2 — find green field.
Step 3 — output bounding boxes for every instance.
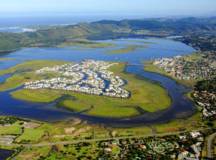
[0,122,22,135]
[16,127,45,143]
[15,146,51,160]
[0,60,67,91]
[12,89,62,103]
[0,60,67,76]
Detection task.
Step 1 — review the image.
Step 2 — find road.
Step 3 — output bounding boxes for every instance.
[22,129,205,148]
[1,128,210,148]
[23,131,185,147]
[207,132,216,159]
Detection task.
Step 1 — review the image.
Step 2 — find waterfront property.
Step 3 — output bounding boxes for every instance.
[151,52,216,81]
[145,52,216,120]
[25,60,130,98]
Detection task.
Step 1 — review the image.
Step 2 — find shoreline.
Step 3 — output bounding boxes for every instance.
[0,61,194,126]
[0,49,19,54]
[8,62,171,120]
[143,61,196,87]
[0,38,196,127]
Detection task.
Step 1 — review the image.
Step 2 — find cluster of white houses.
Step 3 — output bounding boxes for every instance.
[24,60,129,98]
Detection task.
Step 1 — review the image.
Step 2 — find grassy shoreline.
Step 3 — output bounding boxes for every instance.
[58,39,115,48]
[144,61,196,87]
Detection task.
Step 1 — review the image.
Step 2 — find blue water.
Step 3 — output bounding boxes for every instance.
[0,38,196,126]
[0,149,14,160]
[2,38,194,64]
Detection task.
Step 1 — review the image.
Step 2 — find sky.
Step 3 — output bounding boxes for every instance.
[0,0,216,18]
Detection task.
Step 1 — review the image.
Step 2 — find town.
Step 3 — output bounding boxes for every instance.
[179,33,216,52]
[24,60,130,98]
[152,52,216,80]
[95,130,209,160]
[149,53,216,121]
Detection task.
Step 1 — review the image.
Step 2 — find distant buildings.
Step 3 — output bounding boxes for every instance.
[152,53,216,80]
[24,60,129,98]
[96,130,206,160]
[151,53,216,120]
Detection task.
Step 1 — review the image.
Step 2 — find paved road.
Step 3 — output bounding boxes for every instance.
[207,132,216,158]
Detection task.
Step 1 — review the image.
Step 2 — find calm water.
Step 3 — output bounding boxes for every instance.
[0,38,196,126]
[0,149,14,160]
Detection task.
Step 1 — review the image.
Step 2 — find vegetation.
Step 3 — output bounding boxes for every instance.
[15,146,51,160]
[107,45,146,54]
[12,89,62,103]
[153,113,202,133]
[0,112,211,159]
[0,60,67,91]
[58,39,114,48]
[0,17,216,52]
[16,127,44,143]
[0,122,22,135]
[3,61,172,118]
[144,61,196,86]
[0,111,213,160]
[0,33,21,52]
[144,61,169,76]
[0,116,20,125]
[194,78,216,92]
[0,60,66,76]
[0,16,215,159]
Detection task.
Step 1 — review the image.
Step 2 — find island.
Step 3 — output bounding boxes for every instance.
[0,60,171,118]
[107,45,147,54]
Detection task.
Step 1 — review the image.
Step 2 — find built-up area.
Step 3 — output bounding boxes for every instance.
[24,60,130,98]
[151,52,216,120]
[152,53,216,81]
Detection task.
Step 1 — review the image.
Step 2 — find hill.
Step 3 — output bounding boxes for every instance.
[0,17,216,52]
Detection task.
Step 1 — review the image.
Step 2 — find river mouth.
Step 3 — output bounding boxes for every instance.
[0,38,196,127]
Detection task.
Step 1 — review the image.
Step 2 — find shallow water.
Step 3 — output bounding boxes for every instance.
[0,38,196,126]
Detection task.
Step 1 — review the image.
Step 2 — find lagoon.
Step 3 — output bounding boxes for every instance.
[0,38,196,127]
